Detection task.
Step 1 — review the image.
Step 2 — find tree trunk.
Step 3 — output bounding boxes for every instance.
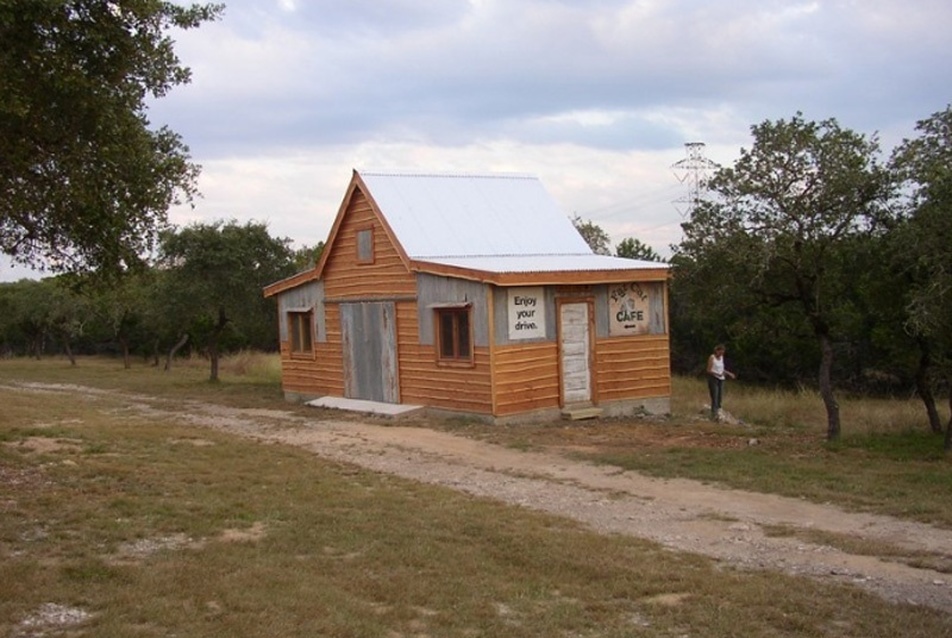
[208,307,229,383]
[945,392,952,452]
[164,333,189,371]
[817,331,840,440]
[913,338,942,434]
[119,336,131,369]
[209,335,220,382]
[62,334,76,366]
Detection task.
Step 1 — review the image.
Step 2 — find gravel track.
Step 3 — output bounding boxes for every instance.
[10,382,952,616]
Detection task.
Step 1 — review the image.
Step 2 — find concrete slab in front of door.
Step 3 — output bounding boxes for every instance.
[306,396,424,418]
[561,405,604,421]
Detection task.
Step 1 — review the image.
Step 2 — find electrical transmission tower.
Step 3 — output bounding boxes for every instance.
[671,142,719,218]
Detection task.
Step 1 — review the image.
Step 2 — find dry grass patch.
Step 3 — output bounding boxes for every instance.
[438,375,952,528]
[762,524,952,574]
[2,368,951,636]
[3,436,84,454]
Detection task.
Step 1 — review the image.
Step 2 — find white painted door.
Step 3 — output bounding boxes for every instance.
[559,301,592,405]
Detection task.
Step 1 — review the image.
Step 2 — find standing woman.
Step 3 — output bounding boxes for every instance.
[706,344,736,420]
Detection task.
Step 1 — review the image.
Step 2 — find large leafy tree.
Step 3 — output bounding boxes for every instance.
[89,269,155,368]
[571,215,612,255]
[890,105,952,450]
[157,220,296,381]
[616,237,663,262]
[677,114,891,440]
[292,241,326,271]
[0,0,222,275]
[0,279,53,358]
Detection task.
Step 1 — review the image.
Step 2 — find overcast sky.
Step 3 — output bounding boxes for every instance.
[4,0,952,280]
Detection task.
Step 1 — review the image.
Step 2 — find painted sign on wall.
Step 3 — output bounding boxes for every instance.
[608,282,652,336]
[508,287,546,339]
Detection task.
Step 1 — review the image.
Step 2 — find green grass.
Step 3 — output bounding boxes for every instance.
[0,352,289,408]
[1,355,951,636]
[505,375,952,528]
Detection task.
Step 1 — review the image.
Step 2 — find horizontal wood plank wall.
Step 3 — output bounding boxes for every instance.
[278,342,311,394]
[396,301,493,414]
[319,304,345,396]
[322,190,416,299]
[594,335,671,401]
[279,305,344,397]
[493,342,560,416]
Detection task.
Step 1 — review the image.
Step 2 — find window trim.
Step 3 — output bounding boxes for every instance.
[434,305,474,367]
[287,309,315,357]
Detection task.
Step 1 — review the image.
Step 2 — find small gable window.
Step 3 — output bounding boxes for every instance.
[288,310,314,355]
[435,306,472,364]
[356,227,374,264]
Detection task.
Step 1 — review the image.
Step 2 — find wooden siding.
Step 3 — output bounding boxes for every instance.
[492,341,560,416]
[322,190,416,299]
[396,302,493,414]
[278,338,343,397]
[594,335,671,401]
[271,173,673,417]
[319,303,345,396]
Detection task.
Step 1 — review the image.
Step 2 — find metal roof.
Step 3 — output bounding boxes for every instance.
[417,254,665,275]
[358,170,594,259]
[264,169,669,297]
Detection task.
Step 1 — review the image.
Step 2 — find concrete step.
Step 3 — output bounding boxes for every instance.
[561,406,603,421]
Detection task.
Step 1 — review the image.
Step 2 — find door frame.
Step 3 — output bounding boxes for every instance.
[556,297,596,407]
[340,301,399,403]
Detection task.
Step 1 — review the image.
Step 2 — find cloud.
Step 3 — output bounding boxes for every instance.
[154,0,949,164]
[8,0,950,282]
[17,0,939,281]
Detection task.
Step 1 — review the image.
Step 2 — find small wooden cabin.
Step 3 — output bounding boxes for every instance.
[264,170,671,422]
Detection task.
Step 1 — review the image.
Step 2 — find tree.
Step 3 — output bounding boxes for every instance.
[0,0,223,275]
[45,275,90,365]
[616,237,663,262]
[677,114,891,440]
[157,220,296,381]
[90,270,154,368]
[1,280,49,358]
[292,241,326,271]
[890,105,952,450]
[571,215,611,255]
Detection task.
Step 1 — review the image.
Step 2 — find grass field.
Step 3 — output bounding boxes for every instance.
[446,374,952,528]
[1,355,950,637]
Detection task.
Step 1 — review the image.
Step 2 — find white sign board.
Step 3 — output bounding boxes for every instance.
[608,282,652,336]
[508,287,546,340]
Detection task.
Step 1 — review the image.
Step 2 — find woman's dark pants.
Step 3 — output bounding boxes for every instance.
[708,376,723,419]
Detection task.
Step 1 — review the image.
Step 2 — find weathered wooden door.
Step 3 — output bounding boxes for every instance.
[340,302,398,403]
[558,300,593,405]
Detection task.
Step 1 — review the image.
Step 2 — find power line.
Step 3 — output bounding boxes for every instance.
[671,142,719,218]
[576,183,682,220]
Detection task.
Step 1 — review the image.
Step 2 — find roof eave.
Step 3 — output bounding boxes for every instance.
[263,267,319,298]
[410,260,670,286]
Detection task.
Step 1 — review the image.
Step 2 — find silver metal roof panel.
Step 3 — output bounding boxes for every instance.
[358,171,594,259]
[417,254,668,274]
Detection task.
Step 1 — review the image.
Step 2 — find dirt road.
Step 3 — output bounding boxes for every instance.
[13,382,952,615]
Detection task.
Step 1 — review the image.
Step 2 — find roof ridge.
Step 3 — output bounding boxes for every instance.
[359,169,538,180]
[417,252,595,259]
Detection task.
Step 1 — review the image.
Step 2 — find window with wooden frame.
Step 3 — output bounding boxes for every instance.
[435,306,472,364]
[355,227,374,264]
[288,310,314,355]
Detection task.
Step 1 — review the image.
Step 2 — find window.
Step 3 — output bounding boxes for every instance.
[356,227,374,264]
[288,310,314,355]
[436,306,472,364]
